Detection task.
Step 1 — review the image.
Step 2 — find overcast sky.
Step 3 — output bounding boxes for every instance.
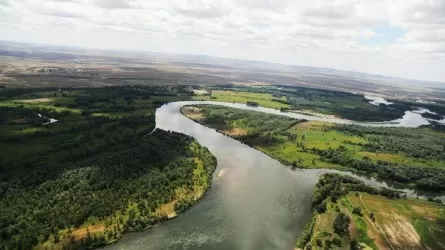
[1,0,444,83]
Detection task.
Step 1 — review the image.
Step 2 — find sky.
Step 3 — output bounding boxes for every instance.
[0,0,444,83]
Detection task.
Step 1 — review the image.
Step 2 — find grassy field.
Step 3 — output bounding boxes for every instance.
[193,90,290,109]
[298,174,445,250]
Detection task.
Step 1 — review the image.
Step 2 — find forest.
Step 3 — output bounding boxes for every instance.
[297,173,445,250]
[0,86,217,249]
[183,105,445,192]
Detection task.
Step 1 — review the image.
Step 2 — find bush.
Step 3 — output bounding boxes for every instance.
[333,212,350,236]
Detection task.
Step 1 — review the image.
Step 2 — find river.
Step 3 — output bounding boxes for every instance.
[104,101,444,250]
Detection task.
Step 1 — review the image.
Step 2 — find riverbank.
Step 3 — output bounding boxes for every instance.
[181,104,445,192]
[34,134,218,250]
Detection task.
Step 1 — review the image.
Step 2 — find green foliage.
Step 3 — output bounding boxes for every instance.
[198,104,299,135]
[333,215,350,236]
[332,236,342,247]
[349,238,360,250]
[338,125,445,161]
[352,207,363,216]
[190,104,445,191]
[0,86,217,249]
[296,173,400,249]
[316,147,445,191]
[316,239,323,247]
[295,216,316,248]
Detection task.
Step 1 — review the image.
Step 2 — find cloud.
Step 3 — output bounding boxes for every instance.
[93,0,140,9]
[173,0,231,19]
[0,0,11,6]
[0,0,444,82]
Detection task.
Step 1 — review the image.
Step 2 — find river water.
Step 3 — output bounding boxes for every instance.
[104,101,444,250]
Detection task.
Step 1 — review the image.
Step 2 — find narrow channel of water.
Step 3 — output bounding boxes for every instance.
[163,100,433,127]
[104,101,444,250]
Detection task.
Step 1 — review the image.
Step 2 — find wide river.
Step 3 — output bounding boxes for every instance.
[105,101,444,250]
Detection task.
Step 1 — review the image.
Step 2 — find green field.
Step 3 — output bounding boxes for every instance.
[193,89,290,109]
[182,105,445,191]
[0,86,217,250]
[297,173,445,250]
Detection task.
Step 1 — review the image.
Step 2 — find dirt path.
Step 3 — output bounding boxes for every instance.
[359,195,395,250]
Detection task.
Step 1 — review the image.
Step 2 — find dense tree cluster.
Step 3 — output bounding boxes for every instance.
[311,173,400,212]
[338,125,445,161]
[199,104,298,133]
[0,130,216,249]
[333,212,350,236]
[313,147,445,192]
[0,86,216,249]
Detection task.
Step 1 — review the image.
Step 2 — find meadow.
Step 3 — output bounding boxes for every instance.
[193,89,290,109]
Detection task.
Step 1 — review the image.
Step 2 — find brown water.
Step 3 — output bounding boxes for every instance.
[104,101,443,250]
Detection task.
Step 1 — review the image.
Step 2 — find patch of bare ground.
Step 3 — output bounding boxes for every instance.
[72,224,105,241]
[290,109,342,119]
[345,200,388,250]
[410,204,440,220]
[382,213,421,249]
[349,218,358,239]
[366,218,389,250]
[16,98,54,103]
[223,127,247,136]
[156,199,178,219]
[181,106,204,122]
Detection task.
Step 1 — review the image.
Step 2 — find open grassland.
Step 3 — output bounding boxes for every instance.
[0,86,217,250]
[193,89,290,109]
[297,173,445,250]
[183,105,445,191]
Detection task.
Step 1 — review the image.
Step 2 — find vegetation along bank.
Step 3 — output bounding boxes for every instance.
[182,105,445,192]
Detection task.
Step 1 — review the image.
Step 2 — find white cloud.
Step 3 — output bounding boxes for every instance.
[0,0,444,82]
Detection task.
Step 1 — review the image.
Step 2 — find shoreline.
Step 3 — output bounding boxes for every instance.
[100,171,217,248]
[179,105,445,196]
[37,134,218,250]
